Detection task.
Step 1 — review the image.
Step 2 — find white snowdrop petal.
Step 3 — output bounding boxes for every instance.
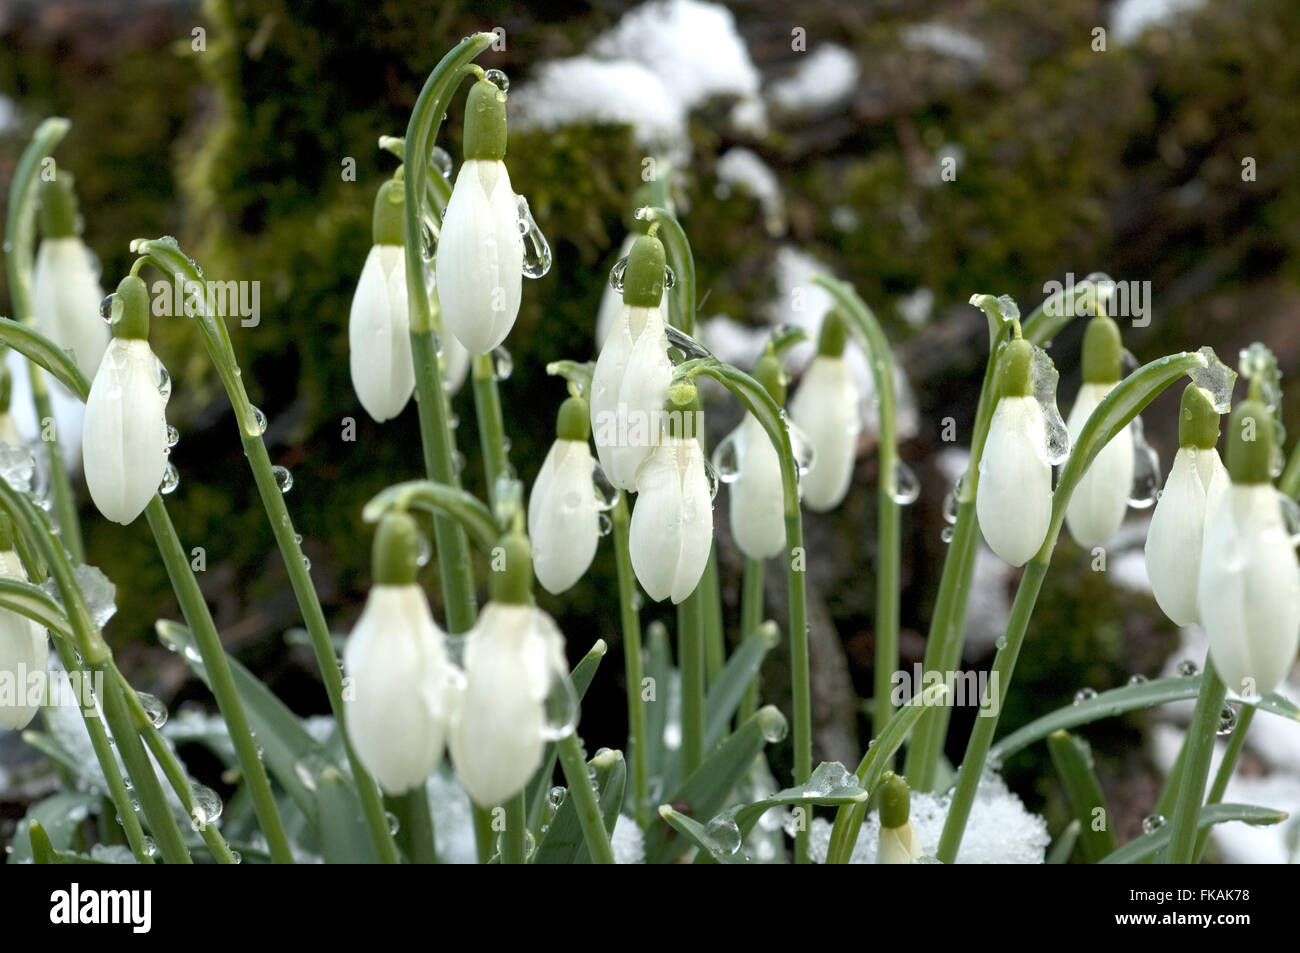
[32,237,109,382]
[729,414,785,559]
[877,822,922,864]
[349,245,414,422]
[590,304,637,485]
[0,550,48,731]
[630,441,686,602]
[790,356,860,511]
[1199,484,1300,697]
[343,585,449,794]
[592,304,671,490]
[82,339,170,525]
[1144,447,1219,626]
[976,396,1052,567]
[449,603,550,806]
[672,440,714,604]
[1064,382,1134,546]
[435,160,524,355]
[529,440,600,594]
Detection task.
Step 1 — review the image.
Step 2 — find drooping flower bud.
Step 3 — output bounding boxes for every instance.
[1144,385,1227,625]
[591,234,672,490]
[343,512,452,794]
[349,177,414,422]
[629,386,713,603]
[0,514,47,731]
[529,396,600,594]
[33,172,109,382]
[789,310,860,512]
[876,772,922,864]
[1064,316,1134,546]
[720,353,786,559]
[82,276,170,525]
[976,338,1052,566]
[1197,397,1300,697]
[435,79,525,354]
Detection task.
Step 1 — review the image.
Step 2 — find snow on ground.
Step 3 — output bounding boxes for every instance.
[900,22,989,66]
[1111,0,1207,46]
[715,147,785,235]
[767,43,859,111]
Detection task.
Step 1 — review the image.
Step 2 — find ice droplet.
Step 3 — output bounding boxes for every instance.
[272,465,293,493]
[1031,345,1071,465]
[1127,416,1161,509]
[0,444,36,492]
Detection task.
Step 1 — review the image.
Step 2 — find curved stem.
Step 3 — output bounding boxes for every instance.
[643,207,694,334]
[612,493,649,828]
[1166,659,1226,863]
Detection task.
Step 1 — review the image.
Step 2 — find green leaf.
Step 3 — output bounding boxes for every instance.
[643,621,673,785]
[0,576,76,641]
[990,675,1300,763]
[315,767,381,864]
[1046,730,1116,863]
[155,619,327,825]
[705,622,779,750]
[646,705,786,864]
[361,480,500,552]
[657,806,751,864]
[1047,819,1082,864]
[1100,804,1288,864]
[5,117,71,324]
[734,761,868,839]
[0,318,90,401]
[533,747,626,864]
[8,791,100,865]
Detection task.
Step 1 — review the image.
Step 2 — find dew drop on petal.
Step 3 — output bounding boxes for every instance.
[597,512,613,537]
[272,465,293,494]
[166,424,180,448]
[492,345,513,381]
[159,463,180,495]
[702,459,720,501]
[1128,415,1162,509]
[711,430,741,484]
[516,195,551,278]
[591,460,619,510]
[99,294,116,324]
[156,362,172,401]
[609,257,628,293]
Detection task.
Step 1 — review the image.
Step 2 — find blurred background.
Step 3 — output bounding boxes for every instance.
[2,0,1298,861]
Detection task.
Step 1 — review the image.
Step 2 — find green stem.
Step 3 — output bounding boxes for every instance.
[678,594,705,776]
[388,789,438,864]
[1165,659,1226,863]
[555,732,616,864]
[612,493,650,828]
[501,792,527,864]
[143,496,294,863]
[738,557,764,723]
[470,351,510,495]
[701,547,725,684]
[1194,706,1254,861]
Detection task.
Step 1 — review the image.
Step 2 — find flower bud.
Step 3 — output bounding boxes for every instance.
[789,310,860,512]
[349,179,413,422]
[876,773,922,864]
[529,398,600,594]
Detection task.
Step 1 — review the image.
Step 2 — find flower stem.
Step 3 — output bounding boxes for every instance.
[388,789,438,864]
[1165,658,1226,863]
[501,792,527,864]
[143,496,294,863]
[612,492,650,828]
[700,548,725,683]
[737,557,765,723]
[1193,706,1254,861]
[678,594,705,776]
[555,731,616,864]
[471,351,510,493]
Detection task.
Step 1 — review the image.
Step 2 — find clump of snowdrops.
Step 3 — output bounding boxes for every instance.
[1,34,1296,865]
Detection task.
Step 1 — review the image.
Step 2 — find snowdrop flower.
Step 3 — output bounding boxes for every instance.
[348,177,413,422]
[0,515,47,731]
[876,774,922,864]
[976,337,1052,566]
[449,532,576,806]
[591,234,672,490]
[595,233,668,349]
[630,387,713,603]
[720,353,786,559]
[790,310,861,512]
[435,78,524,355]
[1144,385,1228,626]
[1198,396,1300,698]
[529,396,600,594]
[344,512,452,794]
[32,172,108,382]
[82,276,170,525]
[1064,316,1134,547]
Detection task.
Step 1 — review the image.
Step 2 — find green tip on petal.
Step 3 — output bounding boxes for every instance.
[372,511,421,585]
[38,170,79,238]
[997,338,1034,398]
[372,177,405,246]
[489,531,534,604]
[1081,315,1123,384]
[752,353,787,405]
[622,234,667,308]
[1226,398,1275,485]
[665,382,700,439]
[1179,383,1220,450]
[878,772,911,829]
[816,308,849,357]
[462,78,507,161]
[111,275,151,340]
[556,395,590,442]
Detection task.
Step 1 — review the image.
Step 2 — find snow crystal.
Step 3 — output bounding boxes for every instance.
[900,22,989,66]
[612,814,646,863]
[807,770,1049,863]
[428,769,478,865]
[768,44,860,111]
[716,147,785,235]
[1111,0,1207,46]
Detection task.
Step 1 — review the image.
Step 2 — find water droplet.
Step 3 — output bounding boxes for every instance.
[889,459,920,505]
[1128,415,1161,509]
[1120,347,1140,379]
[662,265,676,290]
[942,484,960,524]
[302,555,312,571]
[591,461,619,511]
[429,145,453,180]
[1073,687,1098,704]
[137,692,168,728]
[416,531,433,567]
[760,712,788,743]
[540,664,580,741]
[547,785,566,810]
[1142,814,1166,835]
[251,406,268,435]
[703,459,720,501]
[99,294,116,323]
[451,450,466,476]
[788,420,816,478]
[705,812,742,855]
[663,324,714,360]
[159,463,180,495]
[192,784,223,826]
[492,345,513,381]
[1277,492,1300,546]
[1176,659,1199,677]
[156,362,172,401]
[1217,704,1238,736]
[516,195,551,278]
[484,68,510,92]
[711,431,741,484]
[941,525,954,544]
[421,220,438,261]
[597,512,613,537]
[387,811,401,835]
[1127,673,1149,685]
[994,634,1007,650]
[272,465,293,493]
[166,424,180,448]
[608,256,628,293]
